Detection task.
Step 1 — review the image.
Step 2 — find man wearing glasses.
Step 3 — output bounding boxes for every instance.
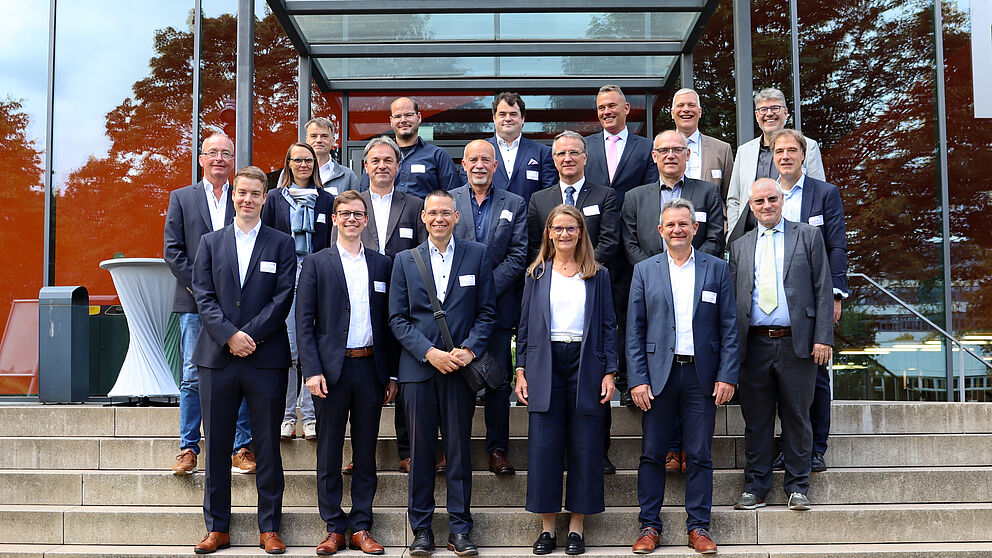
[360,97,461,198]
[726,88,825,237]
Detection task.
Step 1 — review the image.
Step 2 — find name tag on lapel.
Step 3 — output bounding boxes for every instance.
[582,205,600,216]
[459,274,476,287]
[316,213,326,224]
[374,281,386,293]
[695,211,707,223]
[410,164,426,173]
[260,261,277,273]
[809,215,824,226]
[526,170,539,181]
[711,170,722,179]
[499,209,513,221]
[399,227,414,239]
[701,290,717,304]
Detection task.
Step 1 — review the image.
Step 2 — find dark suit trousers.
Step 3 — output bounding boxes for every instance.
[199,361,287,533]
[638,361,716,532]
[312,356,383,534]
[740,332,816,498]
[483,328,513,454]
[810,363,831,454]
[401,371,476,534]
[526,342,605,516]
[394,393,411,461]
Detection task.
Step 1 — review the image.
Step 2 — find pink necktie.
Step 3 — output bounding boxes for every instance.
[606,135,620,182]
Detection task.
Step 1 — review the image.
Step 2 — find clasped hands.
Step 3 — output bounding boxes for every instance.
[425,346,475,374]
[227,331,255,358]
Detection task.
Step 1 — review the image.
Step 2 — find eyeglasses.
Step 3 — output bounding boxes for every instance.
[336,210,367,220]
[550,225,580,235]
[289,157,314,165]
[201,150,234,160]
[425,210,455,218]
[552,150,585,158]
[755,105,785,115]
[390,112,417,120]
[653,146,687,155]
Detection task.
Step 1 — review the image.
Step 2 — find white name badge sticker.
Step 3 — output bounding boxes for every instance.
[399,227,414,239]
[374,281,387,293]
[459,274,476,287]
[711,169,722,179]
[499,209,513,221]
[809,215,824,226]
[316,213,326,224]
[327,187,339,195]
[695,211,707,223]
[526,170,539,181]
[701,290,717,304]
[582,204,601,216]
[410,164,426,174]
[260,261,277,273]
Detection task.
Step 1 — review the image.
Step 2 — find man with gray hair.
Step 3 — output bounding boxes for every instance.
[304,117,359,195]
[669,88,735,202]
[726,88,825,237]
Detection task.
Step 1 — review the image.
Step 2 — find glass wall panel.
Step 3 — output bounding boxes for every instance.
[0,4,48,395]
[318,56,675,80]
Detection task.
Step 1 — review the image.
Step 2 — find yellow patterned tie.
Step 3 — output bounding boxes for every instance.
[758,228,778,314]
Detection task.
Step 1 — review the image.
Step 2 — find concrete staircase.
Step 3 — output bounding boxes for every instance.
[2,402,992,557]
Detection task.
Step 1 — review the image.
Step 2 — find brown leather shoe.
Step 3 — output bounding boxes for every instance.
[632,526,660,554]
[172,448,197,475]
[688,528,717,554]
[488,449,516,475]
[349,529,385,555]
[259,531,286,554]
[398,457,411,474]
[435,452,447,475]
[194,531,230,554]
[664,450,682,473]
[681,451,687,472]
[342,461,354,475]
[316,532,346,555]
[232,448,256,474]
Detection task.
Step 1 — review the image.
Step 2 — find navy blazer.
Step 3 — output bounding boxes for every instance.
[584,130,659,205]
[487,136,557,204]
[516,263,619,416]
[164,181,234,313]
[526,182,621,266]
[261,187,336,253]
[191,224,296,370]
[626,251,740,396]
[348,189,427,259]
[451,185,528,328]
[295,245,397,387]
[388,239,498,383]
[727,176,848,294]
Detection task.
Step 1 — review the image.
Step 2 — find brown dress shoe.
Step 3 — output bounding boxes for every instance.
[342,461,354,475]
[632,526,660,554]
[435,453,447,475]
[681,451,688,472]
[398,457,411,473]
[232,447,256,474]
[664,450,682,473]
[173,448,197,475]
[259,531,286,554]
[316,532,346,555]
[350,529,385,555]
[488,449,516,475]
[194,531,230,554]
[688,528,717,554]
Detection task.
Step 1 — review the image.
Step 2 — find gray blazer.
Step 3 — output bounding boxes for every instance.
[621,177,725,264]
[698,133,735,202]
[728,219,833,360]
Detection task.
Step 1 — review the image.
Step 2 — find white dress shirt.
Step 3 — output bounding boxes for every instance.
[780,173,806,223]
[204,181,230,232]
[604,127,629,161]
[549,270,586,337]
[685,129,702,181]
[317,160,333,191]
[558,177,586,205]
[369,187,394,254]
[497,135,521,179]
[234,220,261,287]
[429,236,455,303]
[668,248,696,355]
[338,242,373,348]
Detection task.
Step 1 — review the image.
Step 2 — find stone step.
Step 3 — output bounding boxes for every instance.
[5,466,990,508]
[4,503,992,547]
[4,402,992,438]
[5,432,992,471]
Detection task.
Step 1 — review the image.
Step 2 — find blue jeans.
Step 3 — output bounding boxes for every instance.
[179,313,252,454]
[282,295,315,423]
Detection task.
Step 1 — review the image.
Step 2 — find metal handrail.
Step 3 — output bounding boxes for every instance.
[848,272,992,401]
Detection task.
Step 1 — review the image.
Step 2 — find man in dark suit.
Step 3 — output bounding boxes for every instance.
[728,129,847,473]
[190,166,296,554]
[163,132,253,477]
[452,140,528,476]
[729,178,833,513]
[669,88,735,203]
[296,190,399,555]
[627,198,739,555]
[487,92,556,204]
[388,190,497,556]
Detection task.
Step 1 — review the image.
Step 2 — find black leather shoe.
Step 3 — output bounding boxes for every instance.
[604,456,616,475]
[532,531,556,555]
[447,533,478,556]
[811,451,827,472]
[772,451,785,470]
[564,532,585,555]
[409,527,434,556]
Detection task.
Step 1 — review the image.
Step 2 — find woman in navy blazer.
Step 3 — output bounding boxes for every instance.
[514,204,619,555]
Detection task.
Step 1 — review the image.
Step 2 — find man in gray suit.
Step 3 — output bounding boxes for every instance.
[728,178,833,512]
[451,139,528,476]
[669,89,734,203]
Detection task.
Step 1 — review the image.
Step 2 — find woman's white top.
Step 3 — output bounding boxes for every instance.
[549,269,586,337]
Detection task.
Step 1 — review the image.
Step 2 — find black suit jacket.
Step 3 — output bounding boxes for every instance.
[584,130,659,205]
[334,189,427,259]
[526,182,620,266]
[164,181,234,313]
[191,223,296,369]
[295,245,397,387]
[487,136,557,204]
[621,177,725,264]
[261,187,336,253]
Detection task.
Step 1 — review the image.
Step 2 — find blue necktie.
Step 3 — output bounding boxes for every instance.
[565,186,575,206]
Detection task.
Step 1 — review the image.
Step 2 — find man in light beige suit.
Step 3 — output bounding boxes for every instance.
[670,88,735,203]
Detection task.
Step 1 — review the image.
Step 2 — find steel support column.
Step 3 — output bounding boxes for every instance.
[789,0,802,131]
[43,0,57,286]
[298,54,311,141]
[933,0,955,401]
[192,0,203,181]
[235,0,254,168]
[733,0,754,146]
[680,52,693,89]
